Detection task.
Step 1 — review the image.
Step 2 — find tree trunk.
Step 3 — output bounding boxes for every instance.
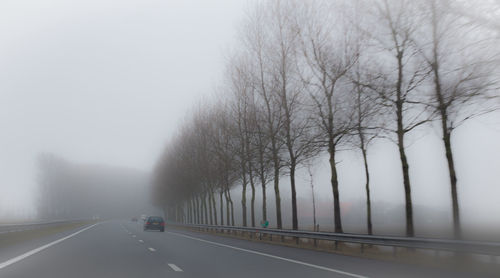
[273,160,282,229]
[259,154,267,223]
[249,166,256,227]
[211,189,218,225]
[241,171,248,227]
[187,200,191,223]
[430,0,461,239]
[361,146,373,235]
[397,128,414,237]
[261,172,267,223]
[203,193,209,224]
[307,166,317,232]
[208,191,213,225]
[191,199,195,224]
[396,46,414,237]
[200,195,205,224]
[190,200,194,224]
[219,191,224,226]
[443,119,460,238]
[175,205,179,223]
[329,141,343,233]
[228,189,235,226]
[199,196,203,224]
[290,159,298,230]
[224,190,230,226]
[195,196,201,224]
[182,203,185,223]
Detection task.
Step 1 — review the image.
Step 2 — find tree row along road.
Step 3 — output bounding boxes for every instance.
[0,220,494,278]
[152,0,500,239]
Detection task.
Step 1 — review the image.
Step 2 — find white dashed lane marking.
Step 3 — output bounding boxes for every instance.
[138,240,144,243]
[148,247,156,252]
[168,263,183,272]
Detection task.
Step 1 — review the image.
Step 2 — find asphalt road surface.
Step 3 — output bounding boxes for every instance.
[0,221,495,278]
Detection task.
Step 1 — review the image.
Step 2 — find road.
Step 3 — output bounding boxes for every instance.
[0,221,495,278]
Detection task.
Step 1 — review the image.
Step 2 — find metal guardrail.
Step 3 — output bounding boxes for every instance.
[170,223,500,257]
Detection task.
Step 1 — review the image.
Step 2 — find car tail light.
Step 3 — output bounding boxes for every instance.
[146,222,150,225]
[161,222,165,226]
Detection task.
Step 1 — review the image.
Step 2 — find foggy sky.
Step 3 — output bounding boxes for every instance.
[0,0,247,216]
[1,0,499,228]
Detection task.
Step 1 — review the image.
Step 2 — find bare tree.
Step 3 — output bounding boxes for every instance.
[227,55,252,227]
[242,3,286,229]
[152,0,500,238]
[254,0,320,230]
[348,64,383,235]
[359,0,432,237]
[298,0,358,233]
[306,163,318,232]
[251,103,273,225]
[414,0,500,237]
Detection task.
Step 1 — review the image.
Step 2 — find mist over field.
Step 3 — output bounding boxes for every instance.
[0,0,247,221]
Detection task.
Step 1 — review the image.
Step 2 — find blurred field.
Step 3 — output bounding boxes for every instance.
[0,220,96,249]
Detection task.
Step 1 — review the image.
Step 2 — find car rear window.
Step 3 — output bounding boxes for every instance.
[148,217,163,222]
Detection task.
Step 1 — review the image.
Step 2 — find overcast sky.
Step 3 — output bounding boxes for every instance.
[0,0,247,215]
[1,0,499,228]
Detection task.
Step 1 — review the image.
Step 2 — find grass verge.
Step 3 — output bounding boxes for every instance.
[0,221,97,250]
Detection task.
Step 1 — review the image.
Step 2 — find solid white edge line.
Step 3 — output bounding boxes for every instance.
[0,223,100,270]
[165,231,368,278]
[168,263,183,272]
[148,247,156,252]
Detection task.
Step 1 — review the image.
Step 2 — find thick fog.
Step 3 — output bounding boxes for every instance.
[0,0,499,239]
[0,0,247,220]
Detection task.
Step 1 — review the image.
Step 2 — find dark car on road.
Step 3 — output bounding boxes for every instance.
[143,216,165,232]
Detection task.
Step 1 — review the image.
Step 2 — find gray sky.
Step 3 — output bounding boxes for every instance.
[0,0,247,215]
[1,0,499,230]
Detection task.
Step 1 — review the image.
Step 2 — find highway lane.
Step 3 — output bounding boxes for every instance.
[0,220,496,278]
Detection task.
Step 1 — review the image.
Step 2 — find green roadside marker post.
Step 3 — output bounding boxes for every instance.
[260,220,269,228]
[259,220,269,240]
